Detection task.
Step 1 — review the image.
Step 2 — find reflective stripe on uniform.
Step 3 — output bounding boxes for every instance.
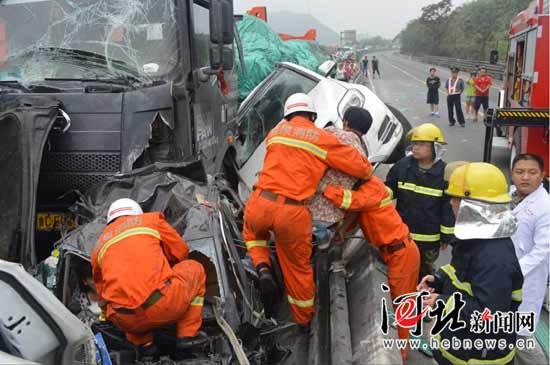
[440,264,474,296]
[341,189,352,210]
[397,181,443,197]
[267,136,328,160]
[440,225,455,235]
[441,264,523,302]
[380,186,394,207]
[435,334,516,365]
[410,232,441,242]
[435,295,518,364]
[245,240,269,250]
[190,296,205,306]
[97,227,161,266]
[287,295,314,308]
[511,289,522,302]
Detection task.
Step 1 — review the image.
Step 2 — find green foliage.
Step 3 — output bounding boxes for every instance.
[357,35,393,50]
[398,0,533,60]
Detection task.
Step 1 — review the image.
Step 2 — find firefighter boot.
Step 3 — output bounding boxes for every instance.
[138,342,157,362]
[257,263,277,317]
[176,331,208,351]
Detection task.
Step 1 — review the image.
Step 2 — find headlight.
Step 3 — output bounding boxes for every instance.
[72,337,96,365]
[337,89,365,120]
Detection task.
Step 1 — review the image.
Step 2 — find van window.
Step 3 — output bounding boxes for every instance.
[235,68,318,166]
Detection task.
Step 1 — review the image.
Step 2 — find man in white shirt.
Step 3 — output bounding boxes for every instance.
[445,67,466,127]
[510,153,549,365]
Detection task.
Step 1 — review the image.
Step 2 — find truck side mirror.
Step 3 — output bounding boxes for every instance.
[209,0,234,71]
[209,0,224,45]
[222,45,234,70]
[222,0,234,45]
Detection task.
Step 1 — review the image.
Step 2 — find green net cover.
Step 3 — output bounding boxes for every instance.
[235,15,328,100]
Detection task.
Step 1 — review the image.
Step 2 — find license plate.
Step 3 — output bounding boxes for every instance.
[36,212,77,232]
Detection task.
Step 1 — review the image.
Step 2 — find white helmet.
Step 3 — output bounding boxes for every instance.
[107,198,143,223]
[283,93,317,118]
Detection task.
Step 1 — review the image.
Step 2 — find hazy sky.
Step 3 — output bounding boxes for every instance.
[234,0,470,38]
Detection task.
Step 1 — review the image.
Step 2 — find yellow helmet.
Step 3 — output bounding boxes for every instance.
[444,161,468,181]
[407,123,446,144]
[446,162,511,203]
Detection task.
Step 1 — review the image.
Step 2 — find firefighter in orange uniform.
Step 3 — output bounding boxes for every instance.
[322,176,420,362]
[243,93,372,327]
[91,198,206,361]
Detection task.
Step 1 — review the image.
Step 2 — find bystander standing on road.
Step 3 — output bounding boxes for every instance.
[445,67,466,127]
[473,66,492,122]
[362,56,369,77]
[426,67,441,117]
[464,71,477,120]
[372,56,381,79]
[509,154,550,365]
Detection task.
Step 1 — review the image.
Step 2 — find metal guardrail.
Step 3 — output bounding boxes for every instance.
[408,54,505,80]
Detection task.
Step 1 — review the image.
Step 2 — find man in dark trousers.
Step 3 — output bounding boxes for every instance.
[473,66,493,123]
[445,67,465,127]
[362,56,369,77]
[372,56,380,78]
[426,67,441,117]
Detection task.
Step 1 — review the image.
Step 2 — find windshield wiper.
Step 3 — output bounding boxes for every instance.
[44,77,137,87]
[0,80,31,93]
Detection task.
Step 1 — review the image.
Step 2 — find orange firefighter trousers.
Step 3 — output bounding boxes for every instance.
[243,189,315,325]
[379,236,420,345]
[107,259,206,346]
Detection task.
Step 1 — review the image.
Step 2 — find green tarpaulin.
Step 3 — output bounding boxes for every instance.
[236,15,328,100]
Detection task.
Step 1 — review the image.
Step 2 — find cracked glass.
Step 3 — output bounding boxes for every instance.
[0,0,178,83]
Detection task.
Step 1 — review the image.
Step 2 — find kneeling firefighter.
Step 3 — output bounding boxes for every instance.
[418,163,524,365]
[91,198,207,360]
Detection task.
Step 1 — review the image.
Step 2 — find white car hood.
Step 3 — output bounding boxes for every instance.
[312,78,393,161]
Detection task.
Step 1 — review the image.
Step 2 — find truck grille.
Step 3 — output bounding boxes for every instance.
[39,152,120,195]
[41,152,120,172]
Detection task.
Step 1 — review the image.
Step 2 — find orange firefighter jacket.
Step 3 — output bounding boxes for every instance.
[91,212,188,309]
[323,176,410,246]
[255,116,372,201]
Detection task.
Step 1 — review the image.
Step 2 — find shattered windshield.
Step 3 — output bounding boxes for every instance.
[0,0,178,83]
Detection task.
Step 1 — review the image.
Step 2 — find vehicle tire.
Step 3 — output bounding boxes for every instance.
[384,104,412,164]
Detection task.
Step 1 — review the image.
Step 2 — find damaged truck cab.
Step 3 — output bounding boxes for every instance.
[0,0,237,268]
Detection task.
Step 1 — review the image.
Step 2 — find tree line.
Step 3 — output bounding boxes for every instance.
[397,0,532,61]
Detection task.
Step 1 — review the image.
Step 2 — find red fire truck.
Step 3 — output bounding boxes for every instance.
[484,0,549,177]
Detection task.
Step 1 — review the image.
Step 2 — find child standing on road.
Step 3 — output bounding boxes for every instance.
[464,71,477,119]
[426,67,441,117]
